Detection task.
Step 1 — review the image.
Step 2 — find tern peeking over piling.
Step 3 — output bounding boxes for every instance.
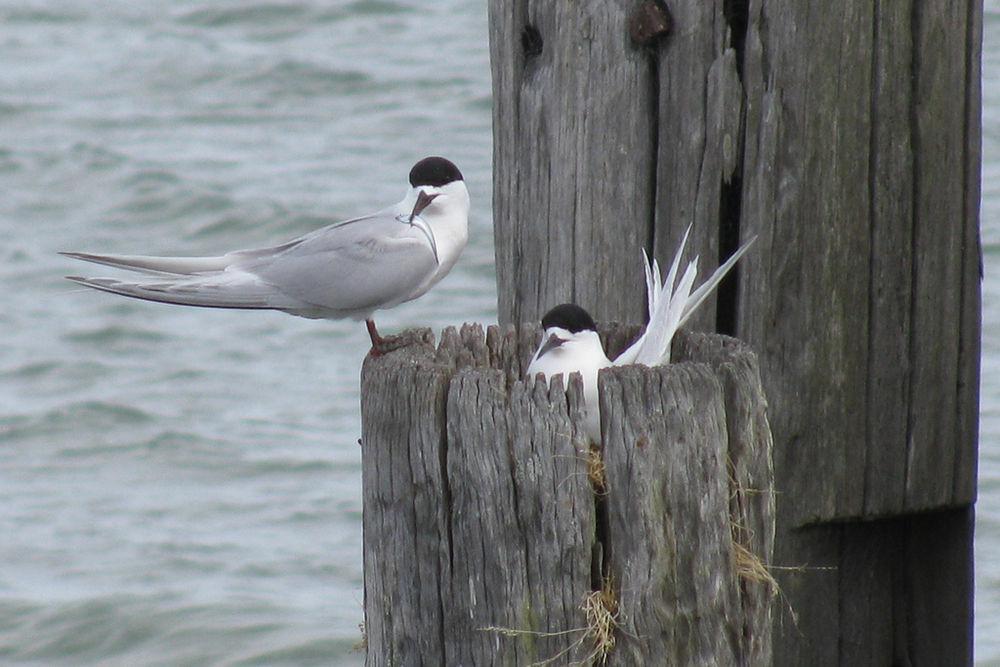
[527,226,756,441]
[61,157,469,355]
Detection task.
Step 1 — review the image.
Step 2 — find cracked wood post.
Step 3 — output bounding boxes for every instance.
[489,1,981,663]
[360,324,774,665]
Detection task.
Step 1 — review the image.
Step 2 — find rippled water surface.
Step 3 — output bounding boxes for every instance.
[2,1,1000,665]
[0,2,491,665]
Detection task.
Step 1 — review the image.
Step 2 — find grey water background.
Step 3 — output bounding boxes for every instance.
[1,1,999,665]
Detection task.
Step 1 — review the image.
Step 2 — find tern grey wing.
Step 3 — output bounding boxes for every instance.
[59,211,386,276]
[227,212,384,259]
[242,211,439,315]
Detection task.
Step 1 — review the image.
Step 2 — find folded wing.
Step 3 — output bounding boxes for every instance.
[62,210,439,319]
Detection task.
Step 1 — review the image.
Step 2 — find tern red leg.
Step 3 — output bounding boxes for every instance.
[366,318,387,356]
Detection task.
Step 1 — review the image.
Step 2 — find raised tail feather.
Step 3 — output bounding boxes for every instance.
[677,235,756,330]
[615,226,757,367]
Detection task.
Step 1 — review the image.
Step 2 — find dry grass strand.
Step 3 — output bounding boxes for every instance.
[586,444,607,496]
[480,582,620,666]
[581,586,618,663]
[732,540,779,593]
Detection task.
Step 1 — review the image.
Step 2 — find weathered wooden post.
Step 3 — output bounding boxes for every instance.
[360,325,774,665]
[489,1,981,664]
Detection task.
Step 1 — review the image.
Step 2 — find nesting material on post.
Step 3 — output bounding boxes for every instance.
[360,323,774,666]
[580,585,620,663]
[585,444,608,497]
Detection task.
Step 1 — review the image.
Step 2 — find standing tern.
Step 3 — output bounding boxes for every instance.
[527,226,756,441]
[62,156,469,353]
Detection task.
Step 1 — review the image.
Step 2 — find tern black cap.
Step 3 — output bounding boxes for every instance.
[541,303,598,334]
[409,156,464,188]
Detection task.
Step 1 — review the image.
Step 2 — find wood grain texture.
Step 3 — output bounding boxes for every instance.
[360,339,450,665]
[864,0,915,518]
[736,0,981,521]
[360,326,774,664]
[905,1,976,512]
[488,0,980,663]
[491,0,980,523]
[733,2,981,661]
[673,332,776,665]
[489,0,655,326]
[489,0,751,333]
[738,0,876,525]
[764,507,974,666]
[651,1,743,333]
[956,2,983,507]
[601,363,740,665]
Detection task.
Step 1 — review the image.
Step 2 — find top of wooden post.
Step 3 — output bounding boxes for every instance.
[360,323,775,665]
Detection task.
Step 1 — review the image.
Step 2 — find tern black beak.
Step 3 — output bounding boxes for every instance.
[537,333,566,358]
[409,191,439,223]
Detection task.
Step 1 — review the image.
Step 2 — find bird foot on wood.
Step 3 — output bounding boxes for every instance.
[368,333,414,357]
[366,321,433,358]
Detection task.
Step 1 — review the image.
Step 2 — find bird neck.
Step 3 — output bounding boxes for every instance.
[425,185,469,272]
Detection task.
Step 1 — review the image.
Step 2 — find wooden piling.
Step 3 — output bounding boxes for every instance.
[489,1,981,663]
[360,325,774,665]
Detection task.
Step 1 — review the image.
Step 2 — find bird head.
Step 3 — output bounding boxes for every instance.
[404,156,468,222]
